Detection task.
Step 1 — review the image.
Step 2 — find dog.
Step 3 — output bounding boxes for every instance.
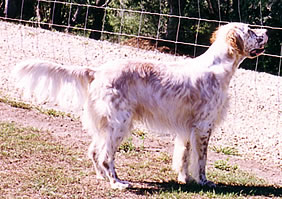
[14,22,268,189]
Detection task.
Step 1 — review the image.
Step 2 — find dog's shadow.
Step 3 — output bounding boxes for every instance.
[128,180,282,197]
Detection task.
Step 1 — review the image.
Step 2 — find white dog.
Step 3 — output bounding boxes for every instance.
[15,23,268,189]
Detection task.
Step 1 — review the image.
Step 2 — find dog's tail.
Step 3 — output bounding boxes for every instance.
[14,59,95,109]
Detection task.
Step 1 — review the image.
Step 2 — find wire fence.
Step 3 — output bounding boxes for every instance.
[1,0,282,58]
[1,0,281,78]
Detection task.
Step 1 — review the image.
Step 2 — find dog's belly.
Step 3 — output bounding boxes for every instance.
[131,88,227,135]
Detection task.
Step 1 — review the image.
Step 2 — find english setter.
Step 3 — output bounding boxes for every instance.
[15,23,268,189]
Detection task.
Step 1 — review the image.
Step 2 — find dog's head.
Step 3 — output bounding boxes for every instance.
[211,23,268,59]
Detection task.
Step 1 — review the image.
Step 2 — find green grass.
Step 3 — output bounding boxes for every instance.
[119,137,136,153]
[36,107,72,118]
[211,145,240,156]
[132,128,147,138]
[214,159,238,171]
[119,129,148,153]
[0,122,93,198]
[0,95,75,119]
[119,150,280,199]
[0,96,32,110]
[0,122,280,198]
[146,167,279,199]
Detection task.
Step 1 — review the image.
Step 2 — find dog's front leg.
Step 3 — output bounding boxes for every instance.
[172,135,192,184]
[190,128,216,188]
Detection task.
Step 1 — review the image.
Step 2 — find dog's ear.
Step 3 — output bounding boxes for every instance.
[210,28,218,44]
[226,28,244,55]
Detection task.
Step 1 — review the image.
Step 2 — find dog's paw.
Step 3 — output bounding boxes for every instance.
[96,173,105,180]
[110,180,131,190]
[95,170,106,180]
[200,180,216,188]
[177,173,192,184]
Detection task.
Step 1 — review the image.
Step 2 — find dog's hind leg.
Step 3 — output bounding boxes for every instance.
[88,110,133,190]
[88,139,106,180]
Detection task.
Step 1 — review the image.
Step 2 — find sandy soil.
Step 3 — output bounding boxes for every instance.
[0,21,281,186]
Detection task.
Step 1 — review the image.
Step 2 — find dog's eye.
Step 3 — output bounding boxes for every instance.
[248,29,256,37]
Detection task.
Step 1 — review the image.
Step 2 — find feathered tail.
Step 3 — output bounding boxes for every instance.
[14,60,95,109]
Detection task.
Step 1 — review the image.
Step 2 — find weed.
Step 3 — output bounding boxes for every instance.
[210,158,269,187]
[208,167,267,187]
[214,159,238,171]
[156,152,171,163]
[132,128,147,150]
[0,95,76,119]
[132,128,147,138]
[0,96,32,110]
[37,108,66,118]
[211,145,240,156]
[118,137,136,153]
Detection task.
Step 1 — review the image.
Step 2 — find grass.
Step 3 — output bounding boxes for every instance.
[119,128,148,153]
[36,107,72,118]
[119,137,136,153]
[214,159,238,171]
[0,96,32,110]
[0,122,280,198]
[132,128,147,138]
[0,122,92,198]
[211,145,240,156]
[0,95,75,119]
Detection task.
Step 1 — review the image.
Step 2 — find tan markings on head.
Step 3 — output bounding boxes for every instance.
[226,28,244,56]
[210,28,219,44]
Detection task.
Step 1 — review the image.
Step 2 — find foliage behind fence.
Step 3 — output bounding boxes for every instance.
[0,0,281,75]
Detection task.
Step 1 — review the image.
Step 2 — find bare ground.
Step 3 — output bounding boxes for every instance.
[0,21,281,190]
